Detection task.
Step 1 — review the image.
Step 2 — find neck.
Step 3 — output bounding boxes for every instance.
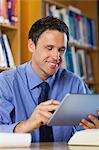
[31,62,49,80]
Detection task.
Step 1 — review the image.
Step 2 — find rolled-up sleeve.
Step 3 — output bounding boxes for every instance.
[0,122,19,132]
[0,73,16,133]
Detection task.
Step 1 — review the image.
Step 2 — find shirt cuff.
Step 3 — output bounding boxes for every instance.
[0,122,20,133]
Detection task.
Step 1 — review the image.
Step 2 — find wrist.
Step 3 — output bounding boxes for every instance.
[14,120,32,133]
[14,119,41,133]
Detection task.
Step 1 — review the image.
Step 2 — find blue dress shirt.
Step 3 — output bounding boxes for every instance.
[0,61,90,142]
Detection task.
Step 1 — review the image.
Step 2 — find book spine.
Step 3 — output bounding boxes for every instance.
[65,45,74,72]
[2,34,15,68]
[11,0,18,25]
[0,36,7,67]
[0,35,10,67]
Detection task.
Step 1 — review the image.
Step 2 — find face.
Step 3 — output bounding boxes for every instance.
[28,30,67,80]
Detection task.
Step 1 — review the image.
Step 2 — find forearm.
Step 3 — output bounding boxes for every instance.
[14,119,40,133]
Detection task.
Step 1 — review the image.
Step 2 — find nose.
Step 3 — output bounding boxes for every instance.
[52,49,60,62]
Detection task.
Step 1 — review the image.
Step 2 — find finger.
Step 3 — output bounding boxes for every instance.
[40,99,60,106]
[39,111,52,125]
[51,100,60,105]
[79,122,89,129]
[88,115,99,126]
[39,104,59,112]
[81,118,95,129]
[39,110,52,119]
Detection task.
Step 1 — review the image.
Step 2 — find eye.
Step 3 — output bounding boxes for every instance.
[59,48,65,53]
[47,46,53,51]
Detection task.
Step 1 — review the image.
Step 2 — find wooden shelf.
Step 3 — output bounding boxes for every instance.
[45,0,67,8]
[84,79,95,85]
[69,42,97,52]
[0,67,10,72]
[0,24,18,30]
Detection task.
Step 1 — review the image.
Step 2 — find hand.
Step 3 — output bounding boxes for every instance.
[79,110,99,129]
[28,99,60,129]
[14,99,60,133]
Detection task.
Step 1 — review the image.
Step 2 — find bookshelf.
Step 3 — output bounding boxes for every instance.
[20,0,99,93]
[43,0,99,93]
[0,0,99,93]
[0,0,20,72]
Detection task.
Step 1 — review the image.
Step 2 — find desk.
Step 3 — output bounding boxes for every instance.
[0,142,99,150]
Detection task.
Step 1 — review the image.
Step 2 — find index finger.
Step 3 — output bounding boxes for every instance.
[40,99,60,106]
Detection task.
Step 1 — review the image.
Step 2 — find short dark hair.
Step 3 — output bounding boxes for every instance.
[28,16,69,45]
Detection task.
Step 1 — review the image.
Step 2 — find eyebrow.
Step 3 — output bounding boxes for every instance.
[46,45,66,49]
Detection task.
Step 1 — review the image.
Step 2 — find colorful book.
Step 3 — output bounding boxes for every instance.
[65,44,74,72]
[75,50,87,79]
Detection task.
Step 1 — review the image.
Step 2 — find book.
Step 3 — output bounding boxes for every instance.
[59,8,69,29]
[65,44,74,72]
[0,0,9,24]
[0,36,7,67]
[91,20,96,48]
[0,0,5,23]
[68,129,99,146]
[0,35,10,67]
[49,5,60,19]
[45,3,96,48]
[2,34,15,68]
[67,5,82,44]
[85,53,93,81]
[11,0,18,25]
[68,10,76,42]
[75,50,87,79]
[68,5,81,15]
[0,133,31,147]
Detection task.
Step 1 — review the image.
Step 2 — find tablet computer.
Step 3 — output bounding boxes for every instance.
[47,94,99,126]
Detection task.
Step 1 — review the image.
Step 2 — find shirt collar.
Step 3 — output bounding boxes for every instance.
[25,61,59,90]
[25,61,42,90]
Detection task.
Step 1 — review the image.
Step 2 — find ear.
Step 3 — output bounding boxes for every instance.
[28,39,35,53]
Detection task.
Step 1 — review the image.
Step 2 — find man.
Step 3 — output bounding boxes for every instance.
[0,16,99,142]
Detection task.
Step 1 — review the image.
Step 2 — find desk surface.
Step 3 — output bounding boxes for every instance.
[1,142,99,150]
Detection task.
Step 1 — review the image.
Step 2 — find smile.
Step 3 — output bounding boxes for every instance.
[48,62,58,68]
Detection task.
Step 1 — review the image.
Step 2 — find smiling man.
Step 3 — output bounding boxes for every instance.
[28,29,66,80]
[0,16,99,143]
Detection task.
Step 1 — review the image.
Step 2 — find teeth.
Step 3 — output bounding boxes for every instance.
[50,62,56,66]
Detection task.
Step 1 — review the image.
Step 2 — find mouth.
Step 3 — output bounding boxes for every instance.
[47,61,59,69]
